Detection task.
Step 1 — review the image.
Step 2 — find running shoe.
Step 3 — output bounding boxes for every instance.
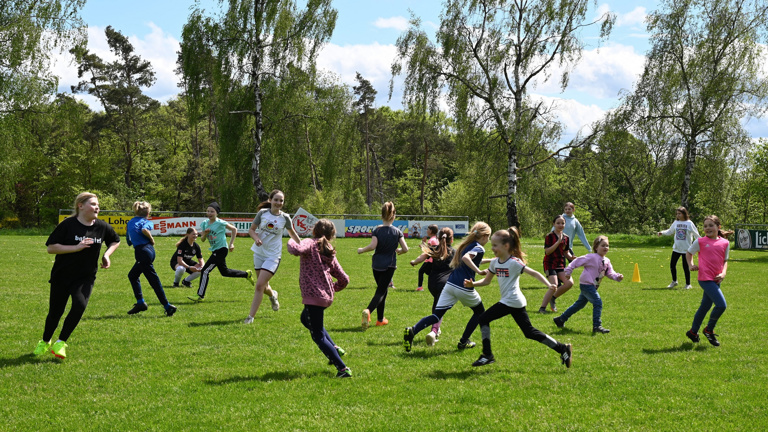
[165,304,177,317]
[335,346,346,357]
[172,283,180,288]
[335,367,352,378]
[33,340,51,356]
[425,331,437,347]
[269,290,280,311]
[51,341,68,359]
[416,286,424,291]
[246,269,256,285]
[561,344,573,368]
[472,354,495,366]
[361,309,371,331]
[686,329,700,343]
[703,327,720,346]
[667,281,678,289]
[375,318,389,326]
[553,316,565,328]
[244,316,254,324]
[457,340,476,350]
[127,302,148,315]
[538,307,548,314]
[188,295,205,303]
[181,280,192,288]
[683,284,692,290]
[593,326,610,334]
[549,297,557,312]
[403,327,414,352]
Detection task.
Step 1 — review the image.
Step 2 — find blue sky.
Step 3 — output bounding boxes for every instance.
[52,0,767,141]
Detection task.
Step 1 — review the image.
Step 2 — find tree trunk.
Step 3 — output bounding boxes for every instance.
[364,116,372,206]
[420,136,429,214]
[251,81,268,202]
[506,147,520,228]
[681,139,696,209]
[305,121,321,191]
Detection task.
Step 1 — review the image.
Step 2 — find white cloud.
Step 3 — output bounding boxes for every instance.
[373,16,409,32]
[617,7,647,28]
[531,94,608,139]
[316,42,400,106]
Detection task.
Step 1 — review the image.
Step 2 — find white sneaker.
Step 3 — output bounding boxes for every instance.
[425,331,437,347]
[269,291,280,311]
[244,316,254,324]
[684,284,692,290]
[667,281,678,289]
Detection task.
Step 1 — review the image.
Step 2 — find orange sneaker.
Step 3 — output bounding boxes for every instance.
[375,318,389,326]
[361,309,371,331]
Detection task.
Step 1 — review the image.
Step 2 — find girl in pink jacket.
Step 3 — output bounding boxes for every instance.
[553,235,623,334]
[287,219,351,378]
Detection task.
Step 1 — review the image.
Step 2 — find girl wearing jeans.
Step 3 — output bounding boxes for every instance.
[553,236,623,334]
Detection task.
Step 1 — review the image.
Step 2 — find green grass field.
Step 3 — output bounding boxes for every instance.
[1,234,766,431]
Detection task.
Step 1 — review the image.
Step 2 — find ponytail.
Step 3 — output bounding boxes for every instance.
[422,227,454,261]
[493,227,527,264]
[313,219,337,257]
[256,189,284,211]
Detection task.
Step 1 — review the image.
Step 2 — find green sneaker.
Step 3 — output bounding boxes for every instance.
[246,269,256,285]
[187,295,205,303]
[51,341,68,359]
[33,340,51,356]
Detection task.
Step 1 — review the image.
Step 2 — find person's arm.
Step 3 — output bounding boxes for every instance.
[479,258,493,264]
[248,222,262,246]
[604,260,623,282]
[226,223,238,251]
[330,258,350,291]
[100,241,120,269]
[287,238,310,256]
[286,225,301,244]
[690,222,700,240]
[687,240,700,271]
[176,254,188,269]
[714,262,727,283]
[523,266,555,288]
[563,255,587,277]
[141,228,155,246]
[462,252,486,275]
[657,222,675,237]
[575,220,591,252]
[465,271,494,288]
[410,253,429,266]
[396,236,409,255]
[544,233,563,255]
[47,240,93,254]
[357,236,378,254]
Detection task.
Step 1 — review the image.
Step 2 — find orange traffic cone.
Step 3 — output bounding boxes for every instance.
[632,263,642,283]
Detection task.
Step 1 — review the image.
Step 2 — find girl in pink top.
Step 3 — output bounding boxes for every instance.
[685,215,732,347]
[553,236,623,334]
[416,225,440,291]
[287,219,351,377]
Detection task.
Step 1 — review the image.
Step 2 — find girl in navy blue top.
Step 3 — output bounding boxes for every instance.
[357,202,409,330]
[404,222,491,352]
[126,201,176,317]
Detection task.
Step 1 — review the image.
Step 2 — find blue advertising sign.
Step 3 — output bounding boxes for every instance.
[345,220,410,237]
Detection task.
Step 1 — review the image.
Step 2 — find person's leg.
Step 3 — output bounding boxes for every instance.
[579,284,603,328]
[417,263,427,288]
[58,280,94,341]
[552,273,574,299]
[700,281,727,331]
[460,302,485,345]
[43,282,71,342]
[197,250,223,298]
[477,302,511,357]
[367,268,395,322]
[302,305,346,370]
[557,285,590,323]
[128,260,144,301]
[691,285,714,333]
[137,246,169,306]
[428,282,444,334]
[174,265,187,285]
[540,272,558,310]
[681,253,691,286]
[670,252,680,283]
[249,269,275,318]
[215,249,247,278]
[510,308,566,352]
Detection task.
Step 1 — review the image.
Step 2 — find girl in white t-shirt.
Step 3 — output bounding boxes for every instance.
[245,190,301,323]
[657,206,699,289]
[466,227,573,368]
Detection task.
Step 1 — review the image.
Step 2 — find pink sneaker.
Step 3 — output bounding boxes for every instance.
[416,286,424,291]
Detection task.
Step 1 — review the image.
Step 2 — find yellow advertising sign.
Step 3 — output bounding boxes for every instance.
[58,214,132,235]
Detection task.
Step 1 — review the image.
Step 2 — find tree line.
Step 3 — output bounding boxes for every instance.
[2,0,767,234]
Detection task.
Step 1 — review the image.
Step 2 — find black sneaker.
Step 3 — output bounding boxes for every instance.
[403,327,414,352]
[181,280,192,288]
[172,283,180,288]
[553,316,565,328]
[457,340,476,350]
[560,344,573,368]
[686,330,700,343]
[593,326,610,334]
[127,302,148,315]
[165,304,178,317]
[335,367,352,378]
[472,354,495,367]
[703,327,720,346]
[538,307,548,314]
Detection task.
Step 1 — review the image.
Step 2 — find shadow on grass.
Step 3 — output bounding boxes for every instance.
[0,354,59,368]
[82,314,126,321]
[403,348,453,359]
[329,326,367,333]
[642,343,708,354]
[366,339,403,347]
[204,370,325,385]
[551,328,587,336]
[188,319,242,327]
[426,368,492,380]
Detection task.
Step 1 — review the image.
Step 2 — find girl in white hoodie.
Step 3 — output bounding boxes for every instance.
[657,207,700,290]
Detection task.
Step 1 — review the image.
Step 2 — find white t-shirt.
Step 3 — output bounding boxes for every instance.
[250,209,292,258]
[660,220,700,254]
[489,256,527,308]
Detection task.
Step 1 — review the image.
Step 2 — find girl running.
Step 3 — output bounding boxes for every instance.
[415,224,439,291]
[553,236,624,334]
[467,227,573,368]
[245,190,301,323]
[657,206,699,290]
[409,227,455,346]
[358,202,409,330]
[33,192,120,359]
[685,215,731,346]
[126,201,177,316]
[188,202,254,302]
[287,219,351,378]
[404,222,491,352]
[170,227,204,288]
[539,215,575,314]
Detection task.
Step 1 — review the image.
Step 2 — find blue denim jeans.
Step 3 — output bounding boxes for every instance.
[691,280,727,332]
[128,244,169,305]
[559,284,602,328]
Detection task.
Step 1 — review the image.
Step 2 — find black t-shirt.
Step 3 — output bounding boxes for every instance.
[371,225,404,270]
[46,217,120,284]
[429,247,456,291]
[170,240,202,268]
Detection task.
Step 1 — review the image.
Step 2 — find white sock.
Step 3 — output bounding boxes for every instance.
[174,266,186,284]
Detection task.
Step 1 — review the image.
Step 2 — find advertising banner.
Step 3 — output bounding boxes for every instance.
[408,220,468,238]
[735,228,768,250]
[292,207,320,237]
[345,219,411,237]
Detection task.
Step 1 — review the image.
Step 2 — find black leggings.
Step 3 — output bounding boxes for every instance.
[197,247,247,298]
[367,268,396,322]
[300,305,345,370]
[43,279,94,342]
[478,302,563,356]
[670,252,691,285]
[417,261,432,287]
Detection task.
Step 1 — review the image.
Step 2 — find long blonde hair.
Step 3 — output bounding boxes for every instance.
[381,201,396,223]
[450,222,491,268]
[71,192,97,217]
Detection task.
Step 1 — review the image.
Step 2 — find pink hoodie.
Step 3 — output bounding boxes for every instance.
[287,238,349,307]
[564,253,622,287]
